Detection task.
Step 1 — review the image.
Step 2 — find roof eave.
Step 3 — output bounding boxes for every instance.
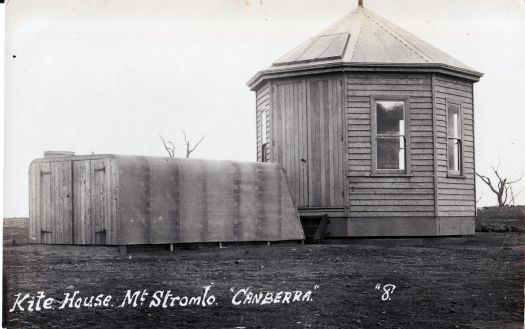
[247,62,483,90]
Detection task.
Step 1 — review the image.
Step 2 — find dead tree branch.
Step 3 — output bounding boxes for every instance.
[510,184,525,206]
[159,134,175,158]
[476,166,523,207]
[475,193,482,207]
[181,130,205,158]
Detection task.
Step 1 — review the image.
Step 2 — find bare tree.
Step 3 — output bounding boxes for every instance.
[160,134,176,158]
[160,131,204,159]
[181,130,204,158]
[475,193,482,207]
[509,184,525,206]
[476,163,523,207]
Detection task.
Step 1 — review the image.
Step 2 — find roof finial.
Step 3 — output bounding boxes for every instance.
[358,0,363,7]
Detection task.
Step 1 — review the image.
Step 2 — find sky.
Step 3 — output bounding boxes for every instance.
[4,0,525,217]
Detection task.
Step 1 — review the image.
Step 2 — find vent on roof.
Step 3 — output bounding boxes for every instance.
[43,151,75,158]
[274,33,350,66]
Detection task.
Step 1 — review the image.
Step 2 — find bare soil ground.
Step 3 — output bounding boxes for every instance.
[3,218,524,329]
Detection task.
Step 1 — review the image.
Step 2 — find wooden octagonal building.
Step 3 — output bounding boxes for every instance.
[248,4,483,236]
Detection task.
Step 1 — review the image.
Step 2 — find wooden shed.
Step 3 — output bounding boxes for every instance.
[248,4,483,236]
[29,153,304,245]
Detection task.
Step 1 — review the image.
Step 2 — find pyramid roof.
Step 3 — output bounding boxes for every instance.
[248,6,482,89]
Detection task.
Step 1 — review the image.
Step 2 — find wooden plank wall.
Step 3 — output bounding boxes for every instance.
[256,82,271,162]
[73,161,91,243]
[270,76,344,208]
[29,163,37,242]
[72,159,117,244]
[29,157,117,245]
[307,77,345,207]
[29,161,73,244]
[29,162,45,243]
[346,73,436,217]
[434,75,476,216]
[272,79,309,206]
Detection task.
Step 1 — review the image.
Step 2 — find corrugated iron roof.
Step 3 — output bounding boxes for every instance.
[252,6,482,85]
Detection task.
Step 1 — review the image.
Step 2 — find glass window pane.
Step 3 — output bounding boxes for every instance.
[447,138,461,172]
[447,104,460,138]
[377,137,404,170]
[376,101,404,135]
[261,108,268,142]
[399,136,405,170]
[261,143,268,162]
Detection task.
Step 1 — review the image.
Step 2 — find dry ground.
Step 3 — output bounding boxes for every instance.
[3,218,524,329]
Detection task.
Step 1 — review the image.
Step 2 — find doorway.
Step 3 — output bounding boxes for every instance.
[271,76,345,208]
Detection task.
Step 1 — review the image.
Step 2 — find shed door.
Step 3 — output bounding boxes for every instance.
[73,160,108,244]
[37,162,73,244]
[307,77,345,207]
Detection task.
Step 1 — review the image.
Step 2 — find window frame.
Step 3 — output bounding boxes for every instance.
[260,104,270,162]
[445,100,464,177]
[370,96,411,176]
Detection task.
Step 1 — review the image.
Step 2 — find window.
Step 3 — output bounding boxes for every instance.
[261,105,269,162]
[447,103,462,175]
[261,143,268,162]
[372,98,410,174]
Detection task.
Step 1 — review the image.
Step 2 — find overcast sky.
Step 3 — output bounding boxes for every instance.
[4,0,525,216]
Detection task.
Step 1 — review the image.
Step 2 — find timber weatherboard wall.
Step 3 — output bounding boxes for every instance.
[252,70,478,236]
[346,73,435,219]
[29,154,304,245]
[256,82,271,162]
[434,75,476,218]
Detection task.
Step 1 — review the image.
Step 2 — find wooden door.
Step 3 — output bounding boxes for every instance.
[272,80,309,206]
[36,162,73,244]
[73,159,109,244]
[272,77,345,208]
[307,77,345,207]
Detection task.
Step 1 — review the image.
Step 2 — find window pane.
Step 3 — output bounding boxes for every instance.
[447,138,461,172]
[447,104,461,138]
[399,136,405,170]
[376,101,405,135]
[377,136,405,170]
[261,143,268,162]
[261,107,268,142]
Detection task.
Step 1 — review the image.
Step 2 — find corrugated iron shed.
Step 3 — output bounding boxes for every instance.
[29,154,305,245]
[249,6,482,89]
